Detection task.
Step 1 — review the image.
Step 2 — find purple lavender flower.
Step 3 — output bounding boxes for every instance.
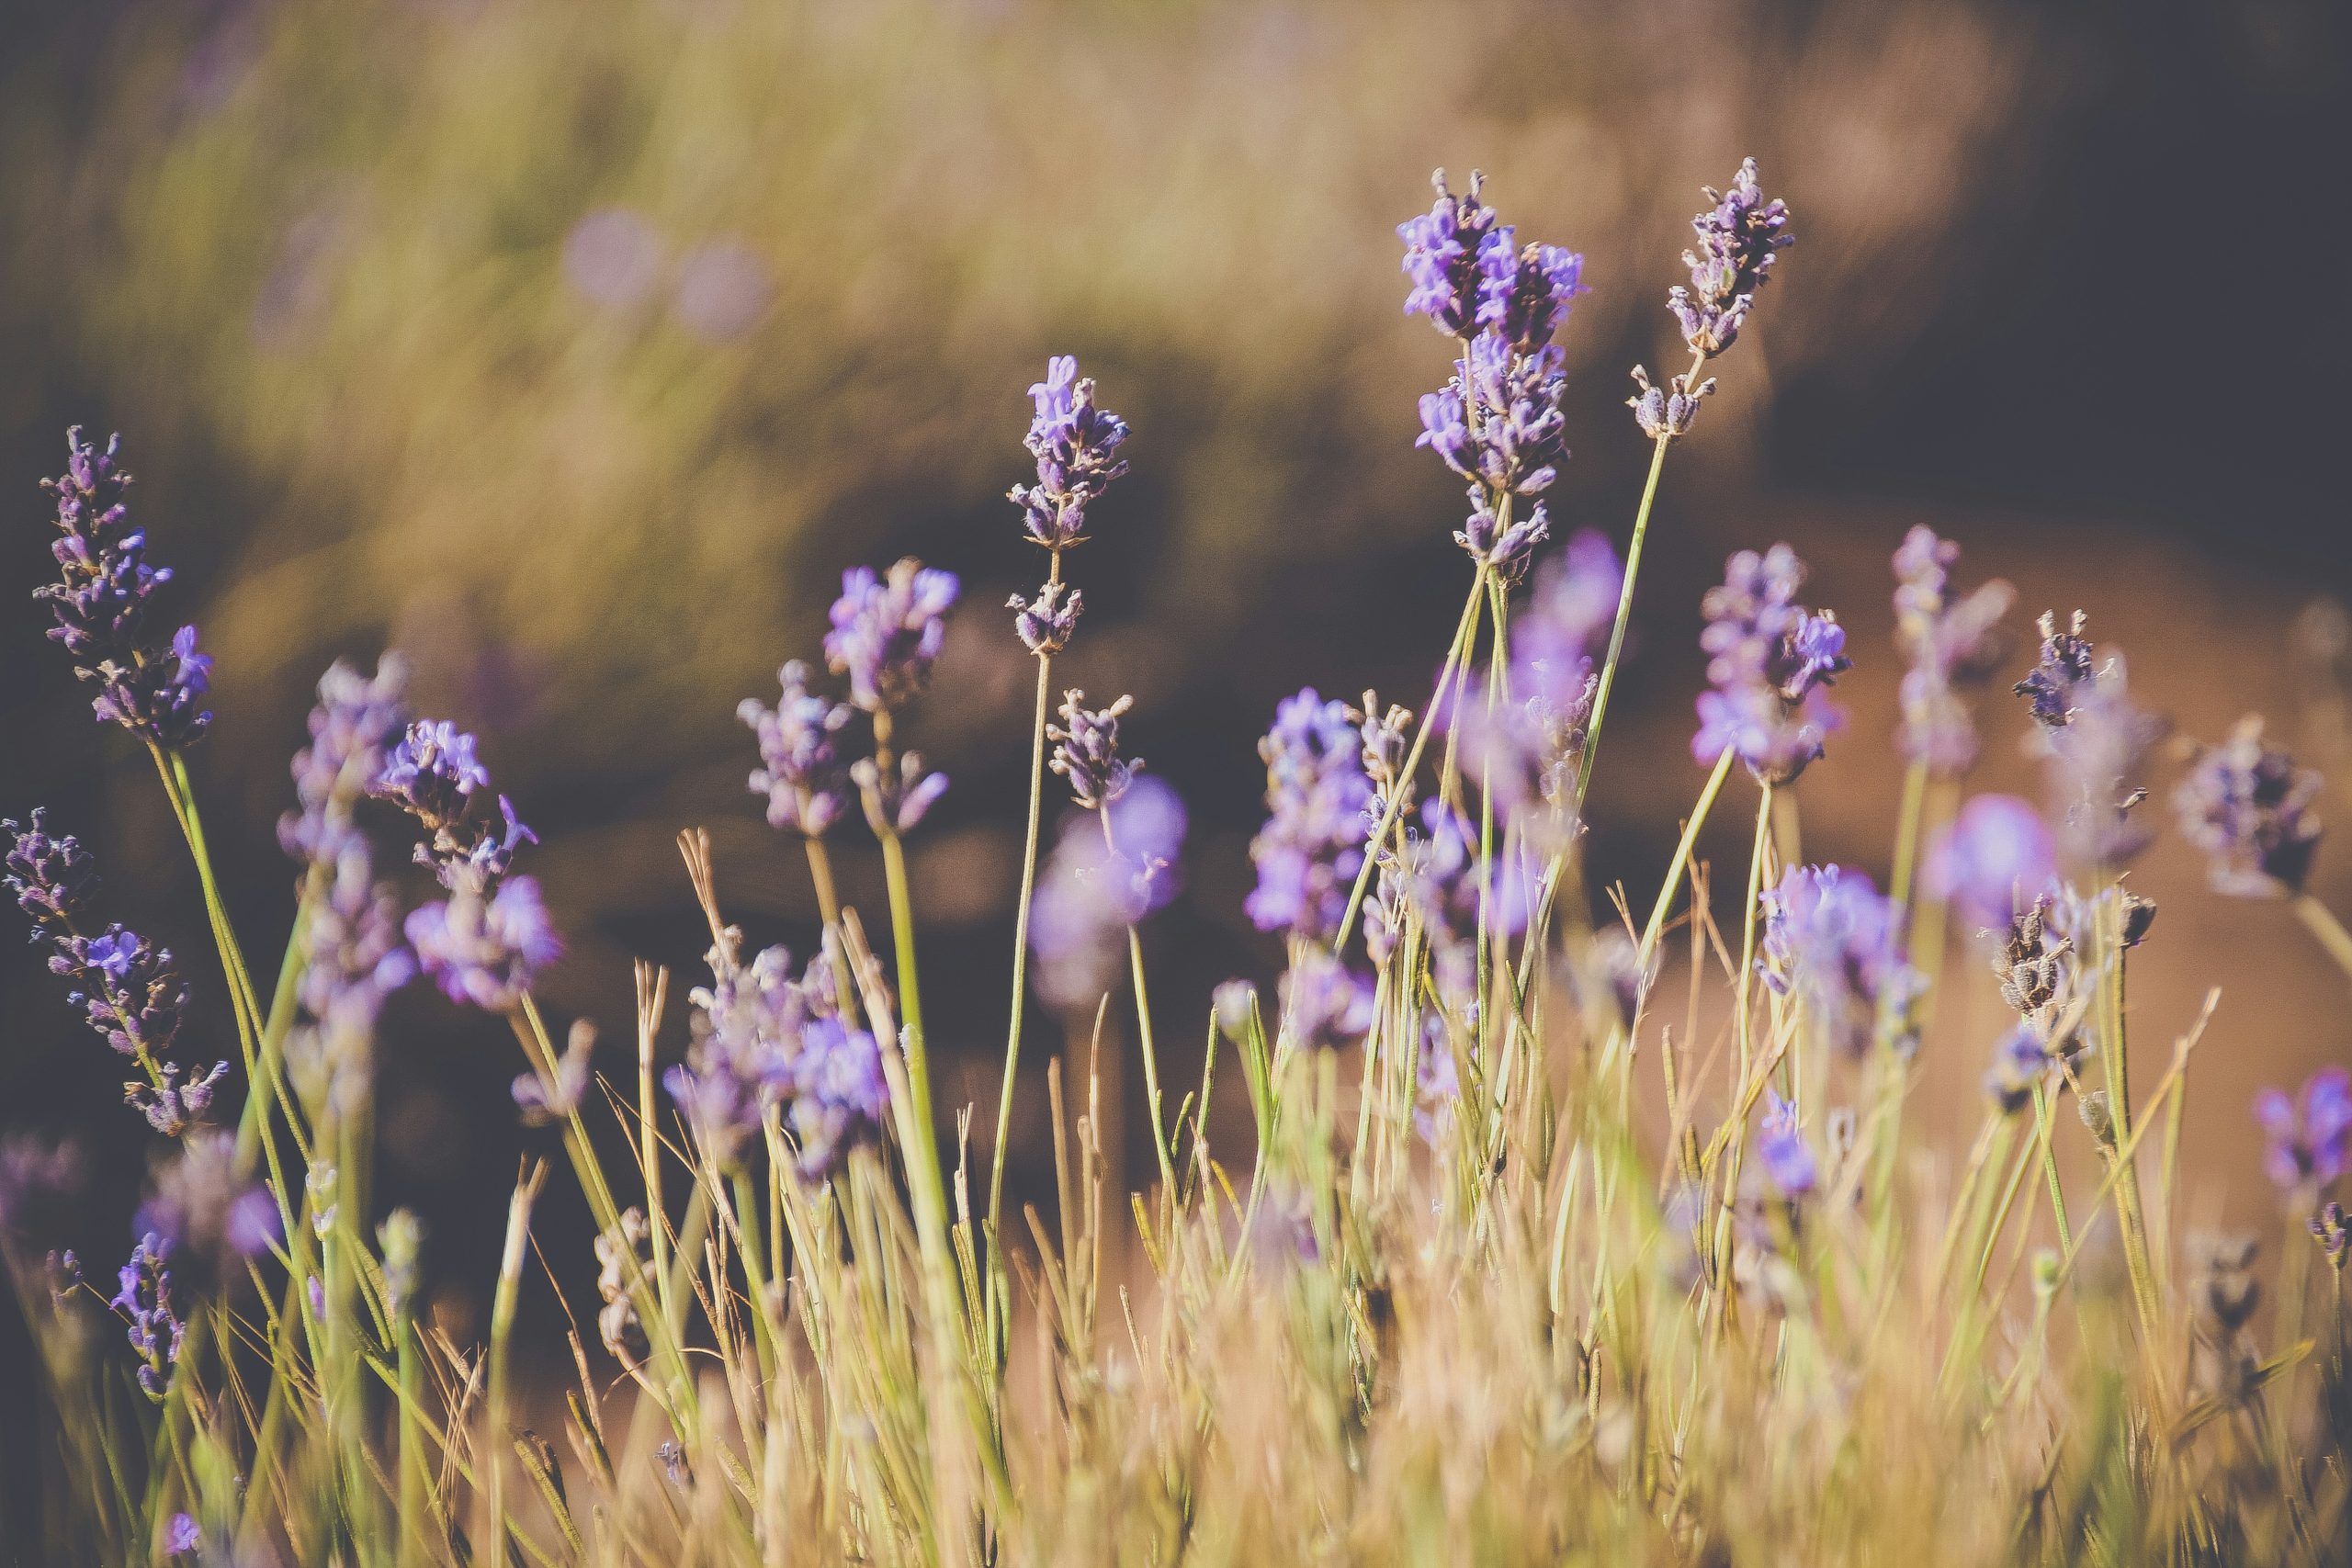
[1397,170,1501,337]
[2256,1067,2352,1197]
[1758,864,1921,1058]
[1048,690,1141,810]
[373,719,489,834]
[1032,777,1186,1008]
[2015,613,2167,867]
[166,1513,201,1557]
[1279,949,1374,1053]
[2314,1201,2349,1271]
[784,1014,889,1181]
[853,751,950,836]
[34,429,216,750]
[2173,716,2324,897]
[1983,1022,2055,1115]
[1009,579,1084,656]
[112,1232,182,1398]
[1692,544,1849,784]
[1475,229,1589,354]
[1009,356,1131,549]
[3,808,99,931]
[740,660,853,840]
[1455,491,1550,574]
[1460,530,1625,837]
[672,943,806,1166]
[279,655,412,867]
[1666,157,1792,360]
[1892,527,2014,775]
[1925,795,2058,931]
[1246,688,1371,942]
[405,875,560,1013]
[87,623,213,750]
[50,925,189,1062]
[1627,365,1715,440]
[1757,1090,1816,1199]
[1420,333,1572,500]
[135,1130,279,1269]
[126,1060,230,1138]
[825,559,959,713]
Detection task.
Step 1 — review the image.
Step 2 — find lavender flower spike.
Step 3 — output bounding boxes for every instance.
[825,559,960,713]
[1667,157,1793,361]
[1047,690,1141,810]
[1009,580,1083,656]
[2173,715,2324,897]
[112,1232,182,1398]
[854,751,950,836]
[3,808,100,931]
[1246,688,1372,942]
[2255,1067,2352,1199]
[1691,544,1850,784]
[739,660,853,839]
[1925,794,2057,931]
[280,655,412,868]
[1009,356,1131,549]
[1397,170,1500,337]
[1892,526,2013,775]
[50,924,190,1062]
[2015,611,2167,867]
[406,875,560,1013]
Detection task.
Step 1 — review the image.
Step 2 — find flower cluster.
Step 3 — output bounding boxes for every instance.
[1031,776,1186,1009]
[3,807,98,929]
[1666,157,1792,362]
[739,660,853,840]
[1009,356,1131,551]
[2255,1067,2351,1201]
[826,559,959,714]
[1247,688,1372,942]
[2172,716,2324,897]
[2015,612,2167,868]
[669,937,888,1180]
[1891,527,2013,775]
[111,1233,182,1398]
[135,1129,278,1273]
[1402,173,1587,570]
[1047,691,1141,811]
[1758,864,1921,1059]
[374,720,557,1011]
[1279,947,1375,1054]
[280,656,413,869]
[34,429,214,750]
[1756,1090,1816,1199]
[1925,794,2056,931]
[1692,544,1850,784]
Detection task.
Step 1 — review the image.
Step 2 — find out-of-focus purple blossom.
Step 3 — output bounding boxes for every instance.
[826,560,959,713]
[514,1020,596,1127]
[1397,170,1500,337]
[2015,613,2167,867]
[1475,228,1589,354]
[405,875,560,1013]
[1247,689,1371,942]
[280,655,411,867]
[1009,579,1084,656]
[1892,527,2014,775]
[673,239,772,342]
[0,1135,80,1240]
[113,1233,182,1398]
[3,808,99,932]
[285,839,414,1117]
[1983,1022,2056,1115]
[1419,333,1571,499]
[1009,356,1131,549]
[1757,1090,1816,1199]
[1758,864,1921,1058]
[2256,1067,2352,1198]
[1279,949,1374,1053]
[126,1060,230,1139]
[740,660,853,840]
[1666,157,1792,360]
[1628,365,1715,440]
[1357,693,1415,826]
[671,941,809,1167]
[51,925,188,1062]
[87,623,213,750]
[2173,716,2324,897]
[854,751,949,836]
[564,208,664,307]
[166,1513,201,1557]
[1048,691,1140,810]
[1032,777,1186,1009]
[1454,491,1550,574]
[1926,795,2058,931]
[1692,544,1849,784]
[136,1130,279,1270]
[784,1014,889,1182]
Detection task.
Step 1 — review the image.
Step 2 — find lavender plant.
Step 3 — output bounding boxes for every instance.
[5,157,2351,1568]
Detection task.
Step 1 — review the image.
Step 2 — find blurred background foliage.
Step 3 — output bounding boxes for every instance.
[2,0,2347,1313]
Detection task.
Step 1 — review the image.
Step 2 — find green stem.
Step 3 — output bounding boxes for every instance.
[1574,430,1671,808]
[2294,894,2352,980]
[987,642,1056,1357]
[2029,1083,2075,1256]
[1888,759,1929,911]
[1707,782,1774,1320]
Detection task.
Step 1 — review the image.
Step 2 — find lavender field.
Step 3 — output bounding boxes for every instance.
[1,3,2347,1564]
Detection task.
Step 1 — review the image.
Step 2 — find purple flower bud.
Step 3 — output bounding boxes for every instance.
[1757,1089,1816,1198]
[853,751,948,836]
[1693,545,1849,784]
[405,875,561,1013]
[1475,229,1588,354]
[2015,613,2166,868]
[1246,689,1370,942]
[785,1014,889,1182]
[1009,356,1130,548]
[1758,864,1921,1059]
[1397,169,1500,337]
[1926,795,2058,931]
[1892,528,2012,775]
[166,1512,201,1557]
[1047,690,1140,810]
[1009,579,1083,656]
[825,559,959,713]
[1454,490,1550,574]
[2256,1067,2352,1198]
[136,1130,279,1268]
[280,655,411,867]
[1667,157,1792,360]
[88,624,213,750]
[2173,716,2324,897]
[51,925,189,1061]
[125,1060,230,1138]
[112,1232,182,1400]
[3,808,100,931]
[739,660,853,840]
[1031,776,1187,1008]
[1628,365,1714,439]
[373,719,489,833]
[1983,1022,2055,1114]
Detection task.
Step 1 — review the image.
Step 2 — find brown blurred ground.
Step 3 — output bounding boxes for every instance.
[1,0,2346,1308]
